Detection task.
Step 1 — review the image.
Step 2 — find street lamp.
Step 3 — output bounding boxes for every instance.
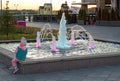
[6,1,9,10]
[5,0,9,40]
[1,0,2,14]
[50,0,52,22]
[14,4,19,10]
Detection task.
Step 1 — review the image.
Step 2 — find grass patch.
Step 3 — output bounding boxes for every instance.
[0,33,36,40]
[0,25,59,41]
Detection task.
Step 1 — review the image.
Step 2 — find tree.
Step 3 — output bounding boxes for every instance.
[0,2,14,39]
[78,9,86,20]
[58,10,71,23]
[111,8,120,21]
[97,8,120,21]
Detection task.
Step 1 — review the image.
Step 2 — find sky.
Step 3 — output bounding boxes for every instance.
[2,0,81,10]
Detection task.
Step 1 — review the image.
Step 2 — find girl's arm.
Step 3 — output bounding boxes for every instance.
[13,47,18,59]
[15,47,18,53]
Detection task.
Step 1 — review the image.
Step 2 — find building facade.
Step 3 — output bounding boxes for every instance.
[76,0,120,11]
[39,6,44,15]
[96,0,119,9]
[61,1,69,11]
[38,3,52,15]
[44,3,52,15]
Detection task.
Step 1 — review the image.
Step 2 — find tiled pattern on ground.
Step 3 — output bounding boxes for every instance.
[1,62,120,81]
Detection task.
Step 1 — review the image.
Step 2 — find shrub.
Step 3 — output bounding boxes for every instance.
[0,5,15,38]
[97,8,120,21]
[78,9,86,20]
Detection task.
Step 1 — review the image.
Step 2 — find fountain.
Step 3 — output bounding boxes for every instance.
[87,32,94,49]
[50,36,59,53]
[69,30,77,46]
[0,13,120,74]
[36,31,41,48]
[57,13,71,49]
[69,25,95,50]
[40,23,53,41]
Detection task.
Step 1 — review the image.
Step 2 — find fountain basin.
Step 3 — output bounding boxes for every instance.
[0,40,120,74]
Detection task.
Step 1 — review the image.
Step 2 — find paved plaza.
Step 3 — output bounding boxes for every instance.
[0,22,120,81]
[1,63,120,81]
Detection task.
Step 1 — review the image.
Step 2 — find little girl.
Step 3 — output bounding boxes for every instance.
[9,37,28,74]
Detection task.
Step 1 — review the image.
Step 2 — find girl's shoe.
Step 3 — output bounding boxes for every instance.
[13,68,19,74]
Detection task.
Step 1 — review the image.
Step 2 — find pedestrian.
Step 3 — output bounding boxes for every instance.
[9,37,28,74]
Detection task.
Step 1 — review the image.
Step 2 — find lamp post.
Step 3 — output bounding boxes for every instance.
[14,4,19,10]
[1,0,2,14]
[6,1,9,10]
[50,0,52,22]
[6,0,9,40]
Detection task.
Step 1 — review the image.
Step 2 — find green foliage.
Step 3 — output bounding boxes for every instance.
[111,8,120,21]
[0,26,59,40]
[97,8,109,20]
[58,10,71,23]
[102,8,109,20]
[52,29,58,37]
[0,8,14,35]
[14,15,25,21]
[78,9,86,20]
[58,10,62,20]
[0,26,40,40]
[0,33,36,40]
[97,8,120,21]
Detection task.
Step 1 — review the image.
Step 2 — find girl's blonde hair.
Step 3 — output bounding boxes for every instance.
[20,37,27,45]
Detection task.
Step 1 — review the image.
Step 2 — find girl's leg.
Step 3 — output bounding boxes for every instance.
[12,59,18,67]
[9,59,18,70]
[12,59,19,74]
[9,59,19,74]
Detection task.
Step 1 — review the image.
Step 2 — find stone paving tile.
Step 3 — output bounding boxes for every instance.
[1,59,120,81]
[87,74,110,78]
[35,79,47,81]
[82,79,105,81]
[1,60,120,81]
[106,80,116,81]
[106,77,119,81]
